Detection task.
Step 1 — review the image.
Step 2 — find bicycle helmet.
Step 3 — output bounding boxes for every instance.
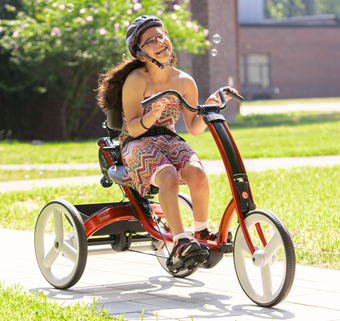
[125,15,170,69]
[126,15,163,58]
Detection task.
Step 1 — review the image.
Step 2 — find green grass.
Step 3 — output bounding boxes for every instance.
[0,283,126,321]
[1,111,339,163]
[0,169,100,182]
[182,111,340,159]
[0,140,98,164]
[1,165,339,269]
[241,96,340,106]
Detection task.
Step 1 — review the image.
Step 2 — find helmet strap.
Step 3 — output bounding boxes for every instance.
[136,45,171,70]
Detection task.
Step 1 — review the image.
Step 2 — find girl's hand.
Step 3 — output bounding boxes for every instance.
[150,97,170,118]
[206,86,239,105]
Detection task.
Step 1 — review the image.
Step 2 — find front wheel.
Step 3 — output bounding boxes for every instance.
[233,210,296,307]
[154,192,198,278]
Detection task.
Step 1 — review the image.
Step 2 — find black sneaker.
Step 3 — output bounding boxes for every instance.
[193,228,218,241]
[193,228,232,242]
[167,238,208,273]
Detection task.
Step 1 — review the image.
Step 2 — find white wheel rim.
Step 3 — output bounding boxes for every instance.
[35,202,81,287]
[234,213,286,305]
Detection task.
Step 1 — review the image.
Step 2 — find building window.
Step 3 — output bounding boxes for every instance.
[241,53,271,88]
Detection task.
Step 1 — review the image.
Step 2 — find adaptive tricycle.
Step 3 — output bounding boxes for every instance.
[34,88,295,307]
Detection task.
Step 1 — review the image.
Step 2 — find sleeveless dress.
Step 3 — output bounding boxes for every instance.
[118,69,202,197]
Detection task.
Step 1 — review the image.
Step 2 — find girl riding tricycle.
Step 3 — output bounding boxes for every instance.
[34,15,295,307]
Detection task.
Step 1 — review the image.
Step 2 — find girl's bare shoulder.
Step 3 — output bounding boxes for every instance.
[124,68,147,90]
[172,68,196,88]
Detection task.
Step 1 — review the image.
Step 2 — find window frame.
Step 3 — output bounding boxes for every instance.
[241,53,271,89]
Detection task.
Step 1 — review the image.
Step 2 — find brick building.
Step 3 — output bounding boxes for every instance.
[239,13,340,101]
[175,0,240,132]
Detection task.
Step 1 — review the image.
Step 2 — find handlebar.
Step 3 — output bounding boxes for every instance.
[140,87,244,115]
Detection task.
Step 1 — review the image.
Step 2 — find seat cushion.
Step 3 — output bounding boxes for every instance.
[107,166,128,186]
[107,108,122,131]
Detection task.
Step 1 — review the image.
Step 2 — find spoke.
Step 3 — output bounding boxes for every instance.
[261,264,273,298]
[264,231,281,263]
[238,236,252,256]
[59,241,78,263]
[42,246,59,269]
[53,209,64,238]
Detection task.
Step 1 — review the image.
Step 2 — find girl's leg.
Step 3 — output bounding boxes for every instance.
[180,162,210,224]
[154,166,185,237]
[154,166,205,264]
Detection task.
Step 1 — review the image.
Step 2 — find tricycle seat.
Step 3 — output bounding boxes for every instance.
[107,165,128,186]
[107,165,160,195]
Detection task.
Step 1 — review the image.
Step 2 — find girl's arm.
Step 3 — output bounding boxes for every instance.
[205,86,238,105]
[181,74,206,137]
[181,74,239,137]
[122,70,167,137]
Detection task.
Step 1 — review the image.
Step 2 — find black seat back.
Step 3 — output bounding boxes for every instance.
[107,108,122,131]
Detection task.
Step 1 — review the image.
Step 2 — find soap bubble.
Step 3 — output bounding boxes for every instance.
[213,34,221,44]
[211,49,218,57]
[66,4,74,12]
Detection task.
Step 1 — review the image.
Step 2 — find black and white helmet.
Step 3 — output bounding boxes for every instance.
[125,15,163,57]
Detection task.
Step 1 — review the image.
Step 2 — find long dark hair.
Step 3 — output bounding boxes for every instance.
[96,56,144,114]
[96,51,178,114]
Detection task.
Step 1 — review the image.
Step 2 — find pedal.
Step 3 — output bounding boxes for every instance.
[168,249,209,274]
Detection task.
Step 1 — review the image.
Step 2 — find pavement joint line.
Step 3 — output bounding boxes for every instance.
[284,301,340,311]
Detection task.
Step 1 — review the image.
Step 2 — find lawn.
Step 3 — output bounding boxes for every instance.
[241,96,340,106]
[0,168,100,182]
[1,111,340,164]
[184,111,340,159]
[0,283,125,321]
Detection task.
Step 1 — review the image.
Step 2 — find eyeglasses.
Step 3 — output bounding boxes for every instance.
[141,31,168,48]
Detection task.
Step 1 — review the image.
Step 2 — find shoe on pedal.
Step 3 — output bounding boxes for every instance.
[193,228,218,241]
[167,238,208,273]
[193,228,232,242]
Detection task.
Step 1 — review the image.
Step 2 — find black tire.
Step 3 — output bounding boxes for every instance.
[233,209,296,307]
[34,199,88,289]
[154,192,198,278]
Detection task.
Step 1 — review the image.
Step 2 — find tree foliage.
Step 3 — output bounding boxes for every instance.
[0,0,210,140]
[265,0,340,19]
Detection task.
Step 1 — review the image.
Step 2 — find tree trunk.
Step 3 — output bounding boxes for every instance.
[61,67,93,140]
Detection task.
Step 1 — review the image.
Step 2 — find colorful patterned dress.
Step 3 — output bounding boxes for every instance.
[118,71,202,197]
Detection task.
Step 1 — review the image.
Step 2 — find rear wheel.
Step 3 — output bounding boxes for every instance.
[233,210,296,307]
[34,200,88,289]
[154,192,198,278]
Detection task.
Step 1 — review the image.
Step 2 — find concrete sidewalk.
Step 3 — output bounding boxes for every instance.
[1,155,340,192]
[1,228,340,320]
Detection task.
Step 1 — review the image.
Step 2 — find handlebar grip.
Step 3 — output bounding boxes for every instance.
[140,92,167,108]
[224,88,244,103]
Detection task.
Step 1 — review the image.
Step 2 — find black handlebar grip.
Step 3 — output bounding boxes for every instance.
[224,88,244,103]
[140,92,167,108]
